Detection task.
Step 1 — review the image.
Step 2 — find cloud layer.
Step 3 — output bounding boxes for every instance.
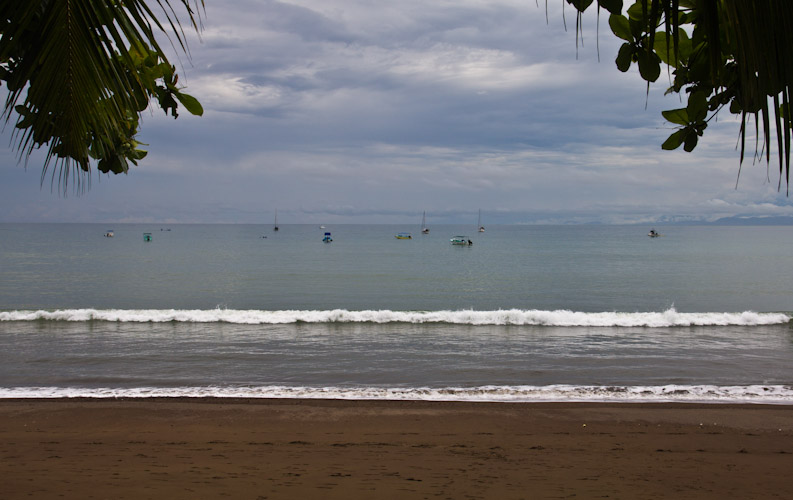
[1,0,791,223]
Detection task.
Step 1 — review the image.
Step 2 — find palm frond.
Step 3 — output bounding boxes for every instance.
[0,0,204,193]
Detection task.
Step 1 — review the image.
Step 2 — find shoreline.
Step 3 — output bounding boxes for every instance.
[3,395,793,405]
[2,398,792,499]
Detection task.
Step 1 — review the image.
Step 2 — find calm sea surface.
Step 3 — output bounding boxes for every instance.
[1,223,792,402]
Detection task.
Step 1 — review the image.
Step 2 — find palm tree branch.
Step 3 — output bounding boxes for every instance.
[1,0,204,192]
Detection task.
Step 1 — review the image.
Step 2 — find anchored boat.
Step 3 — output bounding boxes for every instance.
[450,235,472,246]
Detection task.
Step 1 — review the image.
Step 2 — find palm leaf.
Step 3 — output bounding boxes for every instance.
[0,0,204,192]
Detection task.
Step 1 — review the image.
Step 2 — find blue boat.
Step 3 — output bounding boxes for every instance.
[322,232,333,243]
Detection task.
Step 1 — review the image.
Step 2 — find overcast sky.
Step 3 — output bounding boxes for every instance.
[2,0,792,224]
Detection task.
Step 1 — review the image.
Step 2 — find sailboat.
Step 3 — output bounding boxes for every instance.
[273,209,279,231]
[478,209,485,232]
[421,211,429,234]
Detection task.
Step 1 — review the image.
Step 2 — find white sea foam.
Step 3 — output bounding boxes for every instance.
[0,307,789,327]
[1,384,792,404]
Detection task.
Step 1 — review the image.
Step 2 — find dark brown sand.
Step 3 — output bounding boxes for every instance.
[1,398,792,499]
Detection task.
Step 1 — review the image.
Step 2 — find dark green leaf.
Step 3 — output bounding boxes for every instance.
[598,0,623,15]
[687,91,708,122]
[174,91,204,116]
[569,0,594,12]
[130,149,148,161]
[609,14,633,42]
[616,43,633,72]
[662,129,685,150]
[626,1,644,21]
[662,108,689,126]
[683,131,699,152]
[628,16,644,40]
[653,32,671,65]
[157,63,174,80]
[636,50,661,82]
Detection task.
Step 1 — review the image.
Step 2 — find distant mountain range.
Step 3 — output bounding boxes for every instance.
[657,215,793,226]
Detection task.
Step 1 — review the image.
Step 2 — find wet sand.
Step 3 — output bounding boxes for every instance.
[1,399,792,499]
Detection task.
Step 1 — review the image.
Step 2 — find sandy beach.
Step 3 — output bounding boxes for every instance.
[1,399,792,499]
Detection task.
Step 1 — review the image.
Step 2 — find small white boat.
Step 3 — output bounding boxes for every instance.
[421,211,429,234]
[322,232,333,243]
[104,230,114,237]
[395,232,412,239]
[478,209,485,232]
[648,229,660,237]
[450,235,472,246]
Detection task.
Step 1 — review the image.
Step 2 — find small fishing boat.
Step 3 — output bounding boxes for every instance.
[421,211,429,234]
[322,232,333,243]
[104,230,114,237]
[648,229,660,237]
[478,209,485,232]
[273,209,279,231]
[450,235,472,246]
[395,232,412,239]
[143,233,152,242]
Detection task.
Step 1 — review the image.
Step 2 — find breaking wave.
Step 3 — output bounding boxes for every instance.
[2,384,792,403]
[0,307,789,327]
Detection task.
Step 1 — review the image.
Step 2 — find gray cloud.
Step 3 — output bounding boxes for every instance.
[1,0,790,224]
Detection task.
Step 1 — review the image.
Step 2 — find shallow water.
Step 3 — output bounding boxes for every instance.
[1,223,792,402]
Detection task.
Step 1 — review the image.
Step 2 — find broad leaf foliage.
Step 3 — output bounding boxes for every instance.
[573,0,793,192]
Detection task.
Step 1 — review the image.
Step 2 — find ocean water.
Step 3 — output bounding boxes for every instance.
[1,222,792,403]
